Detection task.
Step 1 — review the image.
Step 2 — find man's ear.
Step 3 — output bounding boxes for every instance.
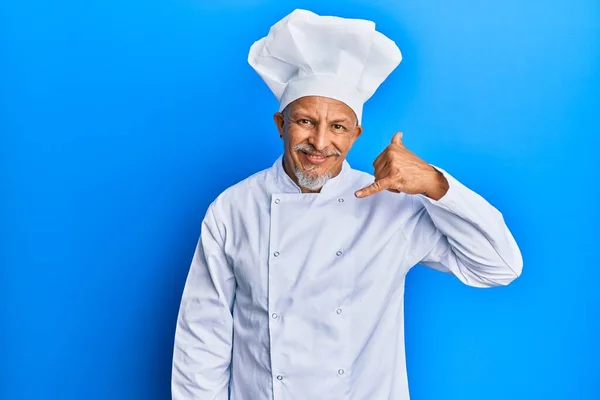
[273,112,285,139]
[353,125,363,141]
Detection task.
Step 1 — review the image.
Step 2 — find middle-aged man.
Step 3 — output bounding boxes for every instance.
[172,9,523,400]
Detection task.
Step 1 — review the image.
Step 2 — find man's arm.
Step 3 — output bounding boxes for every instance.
[354,131,522,287]
[412,166,523,287]
[172,203,236,399]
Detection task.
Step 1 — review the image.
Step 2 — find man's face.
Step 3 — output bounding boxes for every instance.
[274,96,363,192]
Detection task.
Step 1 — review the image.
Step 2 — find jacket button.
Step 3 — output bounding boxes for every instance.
[336,251,342,256]
[275,198,280,204]
[338,198,344,203]
[338,369,345,375]
[274,251,280,257]
[272,313,278,319]
[276,375,283,380]
[336,308,342,315]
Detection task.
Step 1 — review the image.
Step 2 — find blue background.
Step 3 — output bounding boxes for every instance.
[2,0,598,399]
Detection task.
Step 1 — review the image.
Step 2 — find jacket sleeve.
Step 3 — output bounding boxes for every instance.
[172,203,236,399]
[408,166,523,288]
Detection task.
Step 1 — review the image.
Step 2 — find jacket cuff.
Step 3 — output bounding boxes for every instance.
[417,164,462,213]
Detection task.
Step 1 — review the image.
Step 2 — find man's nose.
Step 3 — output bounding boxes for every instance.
[307,124,329,151]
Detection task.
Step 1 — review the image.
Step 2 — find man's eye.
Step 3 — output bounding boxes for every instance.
[299,119,312,125]
[332,124,345,131]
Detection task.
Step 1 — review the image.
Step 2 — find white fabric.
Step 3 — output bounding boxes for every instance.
[248,9,402,123]
[171,156,523,400]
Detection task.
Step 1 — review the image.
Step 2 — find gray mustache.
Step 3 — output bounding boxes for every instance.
[294,143,341,157]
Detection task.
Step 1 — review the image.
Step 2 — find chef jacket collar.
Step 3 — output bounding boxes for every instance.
[273,154,351,195]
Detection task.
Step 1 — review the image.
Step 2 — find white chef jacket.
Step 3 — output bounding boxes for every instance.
[171,155,522,400]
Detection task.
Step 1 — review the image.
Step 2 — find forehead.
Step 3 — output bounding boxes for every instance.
[288,96,356,120]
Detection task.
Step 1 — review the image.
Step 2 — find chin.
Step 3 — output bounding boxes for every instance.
[294,165,333,191]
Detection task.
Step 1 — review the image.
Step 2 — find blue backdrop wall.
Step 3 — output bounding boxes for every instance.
[2,0,599,399]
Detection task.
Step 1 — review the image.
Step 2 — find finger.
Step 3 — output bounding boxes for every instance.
[391,132,404,147]
[355,177,394,198]
[373,154,388,172]
[372,148,388,168]
[374,163,390,181]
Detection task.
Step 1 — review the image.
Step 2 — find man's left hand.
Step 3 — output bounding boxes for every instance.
[354,132,449,200]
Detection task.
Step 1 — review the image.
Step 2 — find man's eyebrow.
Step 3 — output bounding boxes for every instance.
[287,111,354,125]
[330,118,352,124]
[288,110,315,119]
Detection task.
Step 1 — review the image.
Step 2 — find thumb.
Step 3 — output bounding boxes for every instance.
[392,131,404,146]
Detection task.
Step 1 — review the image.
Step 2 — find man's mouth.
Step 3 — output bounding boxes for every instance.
[299,151,329,165]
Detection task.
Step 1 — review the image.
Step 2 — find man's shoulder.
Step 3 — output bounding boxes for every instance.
[210,164,274,211]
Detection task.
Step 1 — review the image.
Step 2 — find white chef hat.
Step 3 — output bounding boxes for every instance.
[248,9,402,124]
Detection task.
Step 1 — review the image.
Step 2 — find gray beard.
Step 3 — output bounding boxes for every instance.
[294,166,333,191]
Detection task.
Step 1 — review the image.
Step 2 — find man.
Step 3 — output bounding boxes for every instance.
[171,9,522,400]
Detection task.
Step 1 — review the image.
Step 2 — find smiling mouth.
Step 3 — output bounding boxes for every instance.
[299,151,329,165]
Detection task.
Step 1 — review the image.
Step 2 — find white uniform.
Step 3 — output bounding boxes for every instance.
[171,155,523,400]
